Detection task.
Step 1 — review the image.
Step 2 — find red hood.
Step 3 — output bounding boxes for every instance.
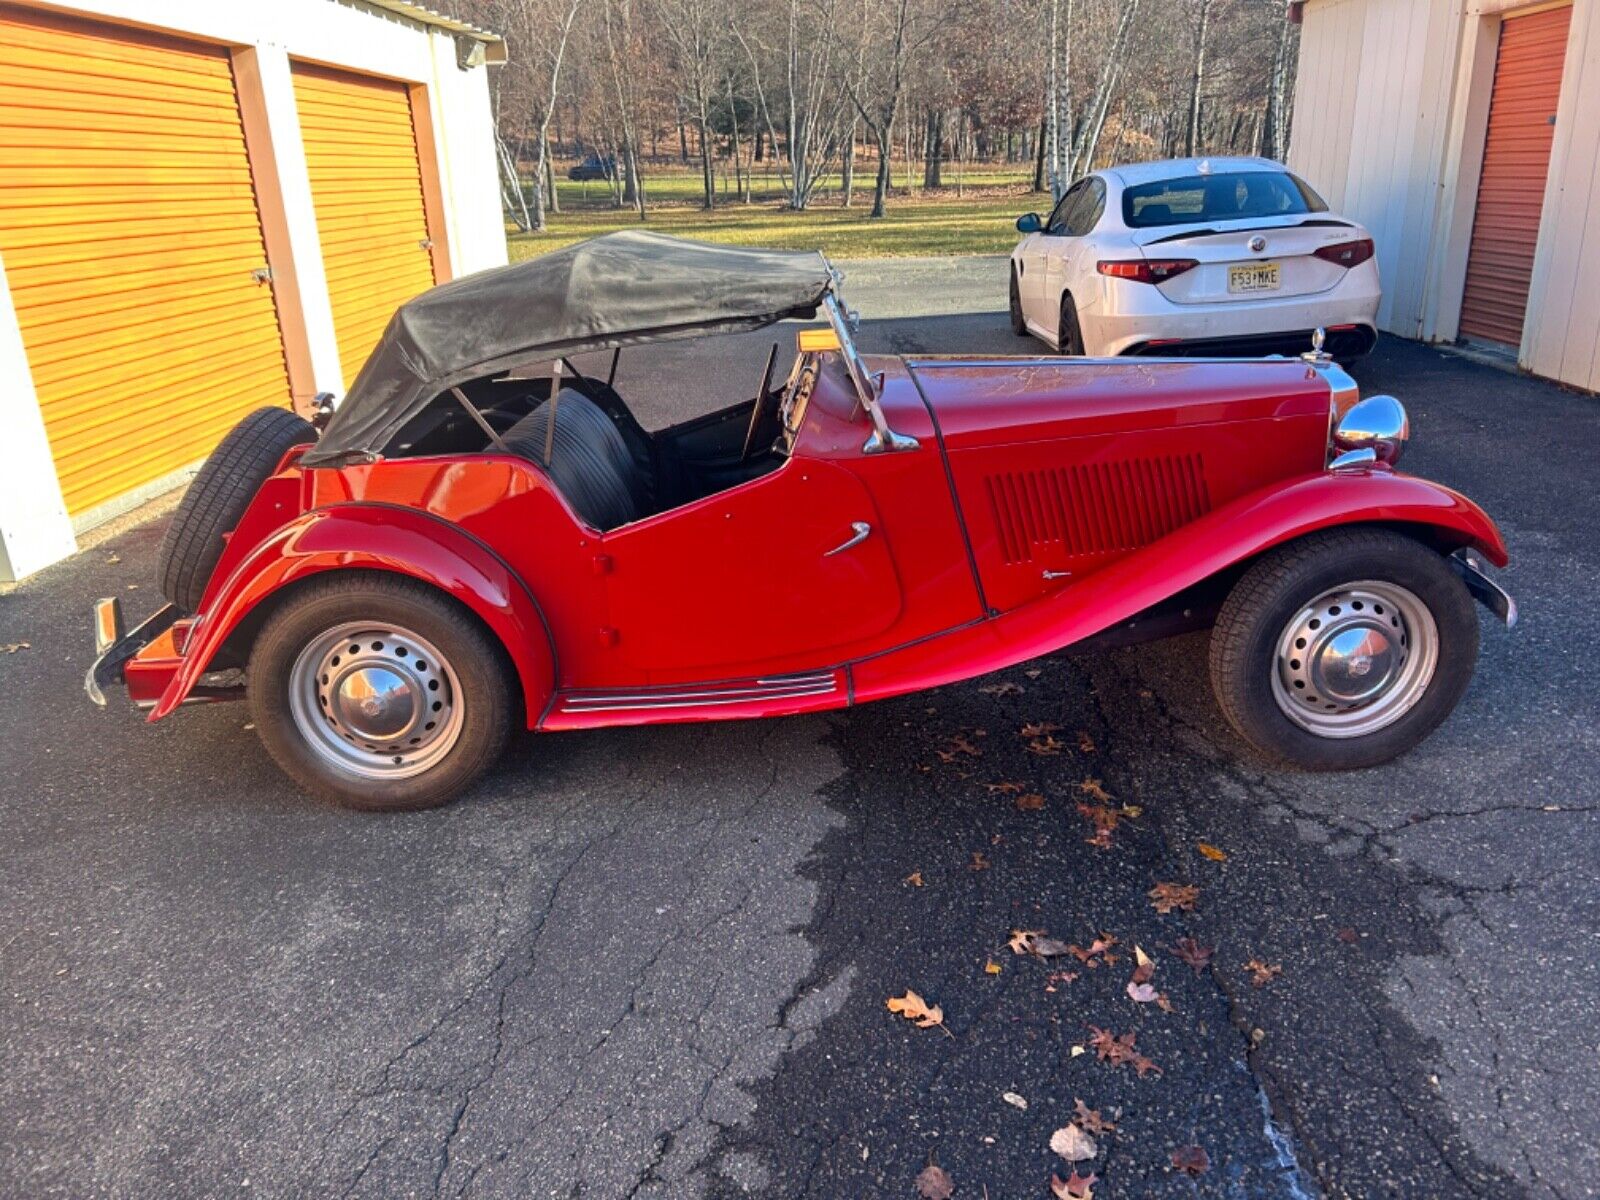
[900,357,1332,450]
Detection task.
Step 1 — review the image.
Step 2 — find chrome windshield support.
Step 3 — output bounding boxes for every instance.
[821,290,918,455]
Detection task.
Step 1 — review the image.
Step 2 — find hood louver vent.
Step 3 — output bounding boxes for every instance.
[985,454,1210,565]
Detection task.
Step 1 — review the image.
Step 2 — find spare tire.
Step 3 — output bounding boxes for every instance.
[158,407,315,612]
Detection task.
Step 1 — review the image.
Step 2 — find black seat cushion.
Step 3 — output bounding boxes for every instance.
[503,389,640,530]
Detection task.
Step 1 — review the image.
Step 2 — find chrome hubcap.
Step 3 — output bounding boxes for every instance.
[288,622,463,779]
[1271,582,1438,738]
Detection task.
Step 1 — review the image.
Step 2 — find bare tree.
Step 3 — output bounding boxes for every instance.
[599,0,649,217]
[1183,0,1214,156]
[1071,0,1142,177]
[847,0,942,218]
[656,0,727,209]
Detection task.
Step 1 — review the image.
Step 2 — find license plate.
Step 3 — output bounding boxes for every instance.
[1229,261,1280,294]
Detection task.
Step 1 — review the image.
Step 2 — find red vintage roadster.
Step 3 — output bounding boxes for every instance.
[88,233,1514,811]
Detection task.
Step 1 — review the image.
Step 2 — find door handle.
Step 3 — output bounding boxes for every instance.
[824,522,871,557]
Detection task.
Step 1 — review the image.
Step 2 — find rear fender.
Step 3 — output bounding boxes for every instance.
[850,469,1507,704]
[149,504,556,722]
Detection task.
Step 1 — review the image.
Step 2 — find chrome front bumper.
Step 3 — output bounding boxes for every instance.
[1450,550,1517,627]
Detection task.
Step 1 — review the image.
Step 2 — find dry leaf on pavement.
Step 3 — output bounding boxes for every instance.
[1197,842,1228,862]
[1126,981,1160,1004]
[1,642,29,653]
[1078,730,1096,753]
[978,681,1023,696]
[1245,959,1283,987]
[1016,792,1046,811]
[1172,937,1214,972]
[1009,929,1044,955]
[887,990,950,1034]
[915,1163,954,1199]
[1148,882,1199,914]
[1003,1090,1029,1110]
[1171,1145,1210,1176]
[904,870,924,887]
[1080,778,1114,803]
[985,781,1026,795]
[1073,1099,1115,1135]
[1028,736,1065,756]
[1050,1170,1097,1199]
[1050,1122,1098,1162]
[985,959,1002,976]
[969,851,991,871]
[1020,721,1062,738]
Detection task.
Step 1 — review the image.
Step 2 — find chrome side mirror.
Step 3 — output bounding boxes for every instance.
[1334,394,1408,465]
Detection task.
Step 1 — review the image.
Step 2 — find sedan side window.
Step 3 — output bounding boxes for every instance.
[1065,179,1106,236]
[1045,182,1085,235]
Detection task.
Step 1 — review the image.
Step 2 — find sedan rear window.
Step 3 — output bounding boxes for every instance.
[1122,171,1329,228]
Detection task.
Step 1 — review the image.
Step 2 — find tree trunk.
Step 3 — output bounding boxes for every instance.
[841,120,856,206]
[924,108,943,188]
[1185,0,1211,157]
[678,115,690,164]
[1262,14,1294,159]
[1032,112,1048,191]
[871,128,891,218]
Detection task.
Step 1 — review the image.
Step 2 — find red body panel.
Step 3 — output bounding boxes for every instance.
[150,502,558,722]
[852,468,1507,705]
[138,353,1509,729]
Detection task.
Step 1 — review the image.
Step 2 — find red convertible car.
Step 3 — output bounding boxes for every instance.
[88,232,1513,811]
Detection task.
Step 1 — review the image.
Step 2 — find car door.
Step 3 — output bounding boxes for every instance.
[1019,187,1077,329]
[600,457,903,675]
[1041,179,1106,336]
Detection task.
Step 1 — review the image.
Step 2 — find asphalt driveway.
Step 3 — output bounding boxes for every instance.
[1,256,1596,1200]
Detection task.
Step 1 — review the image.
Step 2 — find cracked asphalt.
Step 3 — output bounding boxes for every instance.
[2,256,1596,1199]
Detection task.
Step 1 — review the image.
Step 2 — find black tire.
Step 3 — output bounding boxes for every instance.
[1058,293,1085,356]
[158,408,315,611]
[1009,268,1028,336]
[1208,529,1479,771]
[247,575,515,812]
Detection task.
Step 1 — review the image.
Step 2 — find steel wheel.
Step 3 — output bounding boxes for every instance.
[287,620,465,780]
[1269,581,1439,739]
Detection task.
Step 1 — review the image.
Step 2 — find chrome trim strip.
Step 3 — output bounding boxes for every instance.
[560,672,841,711]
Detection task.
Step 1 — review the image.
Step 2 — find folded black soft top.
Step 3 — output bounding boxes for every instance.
[303,230,834,466]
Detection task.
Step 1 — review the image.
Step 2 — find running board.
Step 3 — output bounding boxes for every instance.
[540,670,847,730]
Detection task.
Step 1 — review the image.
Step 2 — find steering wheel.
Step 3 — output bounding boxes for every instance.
[740,342,782,463]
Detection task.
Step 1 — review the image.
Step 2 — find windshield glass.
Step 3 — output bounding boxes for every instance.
[1122,171,1329,228]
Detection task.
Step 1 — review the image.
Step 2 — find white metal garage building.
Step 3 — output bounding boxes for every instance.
[1288,0,1599,394]
[0,0,507,581]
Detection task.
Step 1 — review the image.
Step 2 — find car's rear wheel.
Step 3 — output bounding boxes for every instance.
[158,407,314,612]
[1058,293,1085,356]
[248,575,515,811]
[1208,529,1479,770]
[1009,269,1027,336]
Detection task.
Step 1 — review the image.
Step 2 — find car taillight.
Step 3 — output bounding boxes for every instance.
[1097,258,1198,284]
[1313,238,1375,268]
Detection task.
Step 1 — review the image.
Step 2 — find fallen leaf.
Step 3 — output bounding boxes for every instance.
[1131,1052,1163,1078]
[969,851,991,871]
[1148,882,1199,914]
[1080,778,1114,802]
[1076,802,1120,848]
[1245,959,1283,988]
[1068,935,1118,965]
[985,959,1002,976]
[935,733,984,762]
[105,553,120,564]
[1077,730,1096,753]
[985,781,1026,795]
[1134,945,1153,971]
[1336,927,1359,944]
[1051,1171,1097,1199]
[978,681,1023,696]
[1016,792,1046,811]
[1020,721,1062,738]
[1031,935,1074,958]
[1028,736,1065,756]
[1120,804,1143,819]
[915,1163,954,1200]
[904,870,924,887]
[1,642,29,653]
[1087,1027,1160,1076]
[1073,1099,1115,1135]
[1171,1145,1210,1176]
[1197,842,1228,862]
[887,990,950,1033]
[1172,937,1214,972]
[1009,929,1044,955]
[1049,1122,1098,1162]
[1126,981,1159,1004]
[1025,668,1043,679]
[1002,1090,1028,1110]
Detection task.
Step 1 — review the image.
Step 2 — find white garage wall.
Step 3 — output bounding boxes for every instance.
[1292,0,1600,395]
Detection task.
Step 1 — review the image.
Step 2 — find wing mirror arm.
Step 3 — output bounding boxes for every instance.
[822,291,918,455]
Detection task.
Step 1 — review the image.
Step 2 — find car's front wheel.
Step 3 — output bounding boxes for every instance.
[1208,529,1479,770]
[248,575,515,811]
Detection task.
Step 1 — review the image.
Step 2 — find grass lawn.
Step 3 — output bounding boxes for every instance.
[509,164,1048,262]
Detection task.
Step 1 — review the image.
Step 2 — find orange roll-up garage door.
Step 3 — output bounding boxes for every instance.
[1458,4,1571,348]
[291,63,440,388]
[0,7,292,518]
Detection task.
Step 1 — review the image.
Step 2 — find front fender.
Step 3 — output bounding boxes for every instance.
[149,505,556,722]
[851,469,1507,704]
